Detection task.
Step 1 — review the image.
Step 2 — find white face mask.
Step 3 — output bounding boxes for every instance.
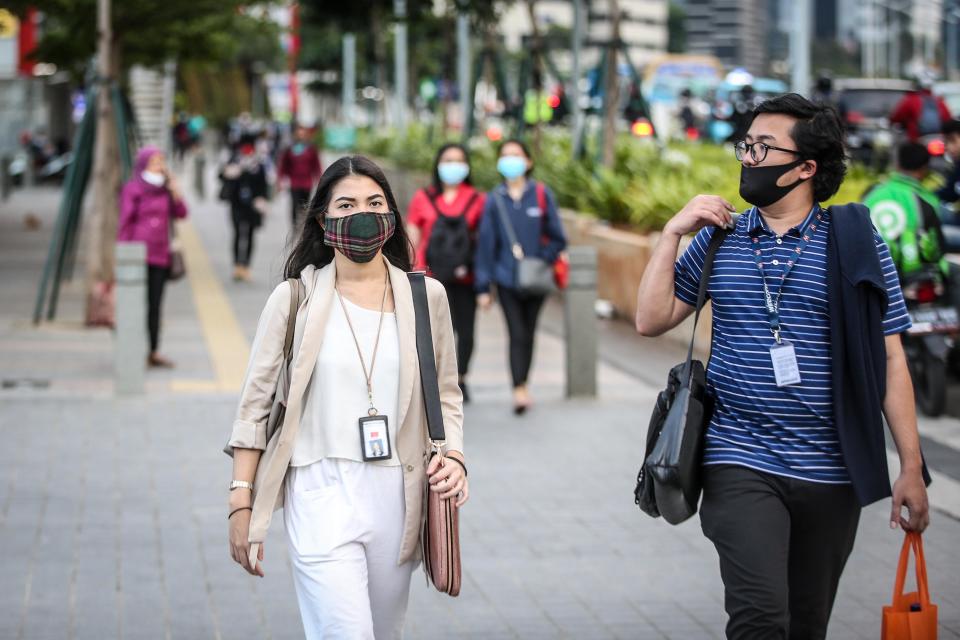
[141,170,165,186]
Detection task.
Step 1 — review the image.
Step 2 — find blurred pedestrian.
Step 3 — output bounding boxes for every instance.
[219,135,269,282]
[474,139,567,414]
[636,94,930,639]
[278,123,323,229]
[890,72,952,142]
[117,146,188,368]
[406,143,486,402]
[226,155,468,639]
[727,84,763,142]
[864,143,949,273]
[936,119,960,208]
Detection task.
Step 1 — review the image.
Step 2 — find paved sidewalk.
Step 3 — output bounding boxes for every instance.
[1,173,959,639]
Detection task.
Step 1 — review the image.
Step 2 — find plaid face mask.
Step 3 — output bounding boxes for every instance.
[322,211,396,263]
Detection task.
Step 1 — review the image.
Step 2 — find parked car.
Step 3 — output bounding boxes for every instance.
[834,78,912,168]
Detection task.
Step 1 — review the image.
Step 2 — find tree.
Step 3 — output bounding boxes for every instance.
[8,0,275,78]
[667,1,686,54]
[601,0,621,168]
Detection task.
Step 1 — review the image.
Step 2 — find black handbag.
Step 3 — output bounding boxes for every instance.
[635,227,727,525]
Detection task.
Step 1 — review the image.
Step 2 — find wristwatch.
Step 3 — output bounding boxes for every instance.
[229,480,254,491]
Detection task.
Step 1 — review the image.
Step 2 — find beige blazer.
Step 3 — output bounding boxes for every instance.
[226,260,464,565]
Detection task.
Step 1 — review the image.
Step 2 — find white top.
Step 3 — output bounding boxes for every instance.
[291,296,401,467]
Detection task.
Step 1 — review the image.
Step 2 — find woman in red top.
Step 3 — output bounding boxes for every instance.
[406,143,486,401]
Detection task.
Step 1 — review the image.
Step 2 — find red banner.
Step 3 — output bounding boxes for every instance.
[18,7,37,76]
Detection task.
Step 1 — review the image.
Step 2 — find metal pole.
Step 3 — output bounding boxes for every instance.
[343,33,356,126]
[790,0,811,95]
[114,242,147,394]
[457,9,471,137]
[564,246,598,398]
[571,0,586,161]
[393,0,408,131]
[949,11,959,81]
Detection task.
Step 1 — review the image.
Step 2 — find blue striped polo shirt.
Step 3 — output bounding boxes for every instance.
[673,206,911,483]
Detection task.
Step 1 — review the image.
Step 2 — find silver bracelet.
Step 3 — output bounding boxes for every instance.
[229,480,254,491]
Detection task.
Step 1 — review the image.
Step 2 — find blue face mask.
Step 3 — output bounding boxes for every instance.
[292,143,306,155]
[437,162,470,186]
[497,156,528,180]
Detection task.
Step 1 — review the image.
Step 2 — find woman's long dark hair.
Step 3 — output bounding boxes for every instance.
[283,155,413,278]
[430,142,473,194]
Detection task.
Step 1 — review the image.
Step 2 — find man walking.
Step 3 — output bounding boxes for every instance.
[635,94,930,639]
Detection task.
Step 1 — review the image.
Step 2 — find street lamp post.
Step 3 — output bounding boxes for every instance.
[457,4,470,137]
[343,33,356,126]
[393,0,408,132]
[790,0,811,95]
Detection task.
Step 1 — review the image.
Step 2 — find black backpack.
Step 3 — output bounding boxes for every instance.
[425,191,479,283]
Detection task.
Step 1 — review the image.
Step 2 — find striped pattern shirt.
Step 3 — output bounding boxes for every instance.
[673,206,911,483]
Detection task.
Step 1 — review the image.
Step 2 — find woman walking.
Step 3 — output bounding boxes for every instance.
[219,135,269,282]
[117,146,188,368]
[406,143,486,402]
[226,156,468,639]
[474,139,567,414]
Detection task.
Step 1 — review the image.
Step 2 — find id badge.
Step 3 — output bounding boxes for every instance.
[770,342,802,387]
[359,415,392,461]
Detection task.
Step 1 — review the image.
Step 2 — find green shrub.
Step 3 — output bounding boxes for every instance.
[355,127,881,231]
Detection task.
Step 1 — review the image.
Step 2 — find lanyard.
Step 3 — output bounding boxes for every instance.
[335,270,390,416]
[750,208,823,343]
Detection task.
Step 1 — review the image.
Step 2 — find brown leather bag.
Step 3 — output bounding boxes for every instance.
[408,272,462,597]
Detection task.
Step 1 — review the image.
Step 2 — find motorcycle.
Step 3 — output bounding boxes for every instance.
[901,267,959,417]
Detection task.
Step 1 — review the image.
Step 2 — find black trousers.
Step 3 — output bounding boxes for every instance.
[147,265,169,353]
[497,286,546,387]
[290,187,311,229]
[232,217,256,267]
[445,282,477,377]
[699,465,861,640]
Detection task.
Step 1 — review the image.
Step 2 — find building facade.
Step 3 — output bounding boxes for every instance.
[684,0,769,75]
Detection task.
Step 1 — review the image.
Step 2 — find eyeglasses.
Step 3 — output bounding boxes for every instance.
[734,140,802,163]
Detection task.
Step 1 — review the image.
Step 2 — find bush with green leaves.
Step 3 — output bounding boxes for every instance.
[356,127,881,232]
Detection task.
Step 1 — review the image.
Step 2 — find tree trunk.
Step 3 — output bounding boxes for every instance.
[601,0,621,168]
[85,0,122,327]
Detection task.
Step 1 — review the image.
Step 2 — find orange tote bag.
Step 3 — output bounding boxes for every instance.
[882,531,938,639]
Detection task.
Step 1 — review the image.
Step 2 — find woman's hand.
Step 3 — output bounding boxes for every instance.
[428,453,469,507]
[228,506,264,577]
[477,293,492,311]
[253,197,269,216]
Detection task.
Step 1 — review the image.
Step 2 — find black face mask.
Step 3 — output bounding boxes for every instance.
[739,159,807,208]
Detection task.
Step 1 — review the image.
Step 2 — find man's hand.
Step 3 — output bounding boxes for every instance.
[891,468,930,532]
[662,194,736,238]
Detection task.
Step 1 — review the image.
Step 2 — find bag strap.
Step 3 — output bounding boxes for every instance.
[894,532,932,607]
[407,272,446,443]
[284,277,304,362]
[683,227,729,377]
[492,191,525,261]
[427,189,480,221]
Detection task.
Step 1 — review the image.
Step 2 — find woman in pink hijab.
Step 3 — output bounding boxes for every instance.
[117,146,188,368]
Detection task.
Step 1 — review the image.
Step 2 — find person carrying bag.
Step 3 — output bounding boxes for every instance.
[635,227,727,524]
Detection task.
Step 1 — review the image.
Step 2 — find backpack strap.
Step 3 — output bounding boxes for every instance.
[426,188,480,219]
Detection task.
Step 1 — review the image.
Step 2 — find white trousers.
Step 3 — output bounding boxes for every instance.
[284,459,416,640]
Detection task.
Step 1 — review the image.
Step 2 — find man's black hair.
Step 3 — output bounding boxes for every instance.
[897,142,931,171]
[942,119,960,137]
[751,93,847,202]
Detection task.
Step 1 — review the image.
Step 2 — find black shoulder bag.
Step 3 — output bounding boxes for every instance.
[634,227,728,525]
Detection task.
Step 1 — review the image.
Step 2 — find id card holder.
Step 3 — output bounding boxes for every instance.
[359,415,392,461]
[770,342,802,387]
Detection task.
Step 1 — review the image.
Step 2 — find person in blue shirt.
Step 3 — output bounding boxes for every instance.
[636,94,930,639]
[474,139,567,414]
